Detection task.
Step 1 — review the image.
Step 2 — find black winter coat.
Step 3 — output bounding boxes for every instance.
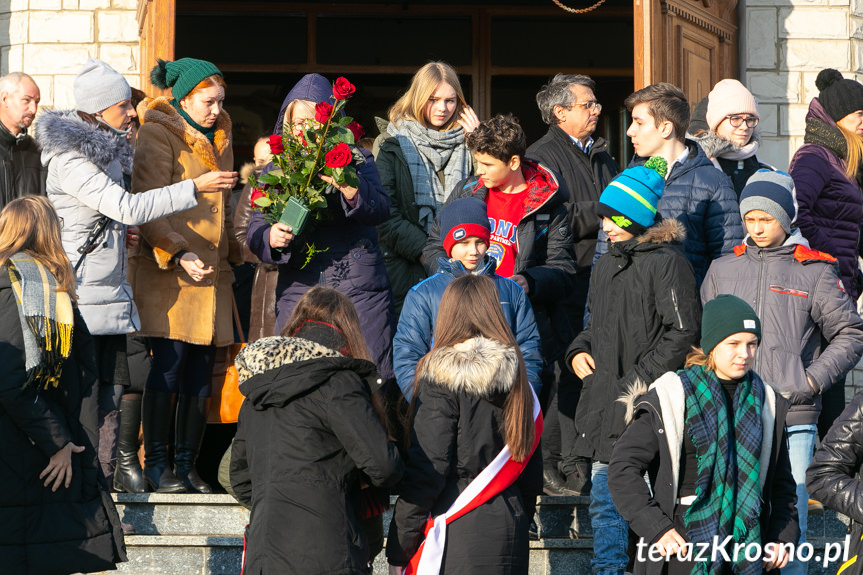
[609,373,799,575]
[807,392,863,524]
[422,161,577,363]
[387,336,542,574]
[230,335,403,575]
[526,125,619,267]
[0,122,45,209]
[567,220,701,462]
[0,271,126,574]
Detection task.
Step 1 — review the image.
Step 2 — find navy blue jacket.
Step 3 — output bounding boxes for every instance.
[595,140,742,286]
[394,256,543,400]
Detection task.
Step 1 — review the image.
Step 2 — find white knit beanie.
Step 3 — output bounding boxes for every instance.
[705,79,759,131]
[74,58,131,114]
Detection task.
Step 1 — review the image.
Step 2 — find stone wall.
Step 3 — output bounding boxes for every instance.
[0,0,139,108]
[742,0,856,170]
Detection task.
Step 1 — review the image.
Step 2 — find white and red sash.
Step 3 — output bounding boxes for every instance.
[404,387,544,575]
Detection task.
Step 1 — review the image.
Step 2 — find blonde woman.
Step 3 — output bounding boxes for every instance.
[374,62,478,311]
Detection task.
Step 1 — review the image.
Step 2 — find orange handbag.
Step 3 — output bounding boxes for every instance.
[208,294,247,424]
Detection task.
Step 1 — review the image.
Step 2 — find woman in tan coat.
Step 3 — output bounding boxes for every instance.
[129,57,241,493]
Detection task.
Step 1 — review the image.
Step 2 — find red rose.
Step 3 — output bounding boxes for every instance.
[250,187,266,208]
[315,101,333,123]
[347,121,365,141]
[325,143,352,168]
[332,77,356,100]
[268,134,284,155]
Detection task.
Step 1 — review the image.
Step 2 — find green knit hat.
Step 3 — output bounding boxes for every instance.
[149,58,222,101]
[701,294,761,355]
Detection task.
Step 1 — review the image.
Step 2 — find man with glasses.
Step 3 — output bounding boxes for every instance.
[527,74,619,498]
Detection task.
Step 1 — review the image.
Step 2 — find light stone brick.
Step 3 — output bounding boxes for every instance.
[855,0,863,16]
[781,39,851,70]
[52,74,76,109]
[757,104,779,137]
[831,0,851,6]
[780,7,848,38]
[11,0,28,9]
[802,71,822,102]
[29,74,52,106]
[79,0,109,7]
[4,45,24,74]
[23,44,93,74]
[63,0,78,8]
[97,10,138,43]
[746,9,778,68]
[111,0,137,7]
[29,0,60,7]
[855,42,863,73]
[749,0,825,6]
[29,12,94,43]
[749,71,800,104]
[758,137,796,169]
[9,11,28,43]
[99,43,138,73]
[780,103,810,136]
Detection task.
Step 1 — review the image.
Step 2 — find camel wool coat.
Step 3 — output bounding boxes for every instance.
[128,97,242,346]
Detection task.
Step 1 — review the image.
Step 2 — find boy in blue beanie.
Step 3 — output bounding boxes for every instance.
[566,157,701,575]
[393,197,542,401]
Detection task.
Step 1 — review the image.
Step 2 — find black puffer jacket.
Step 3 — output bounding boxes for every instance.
[422,161,577,363]
[0,271,126,574]
[230,334,404,575]
[387,336,542,573]
[567,220,701,462]
[807,392,863,524]
[0,122,45,209]
[526,125,619,267]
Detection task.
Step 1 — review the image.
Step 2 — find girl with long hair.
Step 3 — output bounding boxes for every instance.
[0,196,126,573]
[387,274,542,575]
[229,286,403,575]
[607,295,799,575]
[374,62,479,312]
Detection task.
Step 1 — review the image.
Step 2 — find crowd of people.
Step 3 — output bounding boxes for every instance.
[2,54,863,575]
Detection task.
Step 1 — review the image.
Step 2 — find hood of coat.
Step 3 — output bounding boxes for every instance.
[610,218,687,258]
[806,97,838,126]
[418,336,519,398]
[274,73,337,134]
[693,130,760,160]
[137,97,232,171]
[35,109,132,174]
[236,335,377,410]
[435,255,498,277]
[619,377,651,426]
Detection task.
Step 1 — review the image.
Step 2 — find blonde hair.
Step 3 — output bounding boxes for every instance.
[838,123,863,181]
[0,196,76,296]
[684,346,717,372]
[282,99,315,134]
[388,62,468,131]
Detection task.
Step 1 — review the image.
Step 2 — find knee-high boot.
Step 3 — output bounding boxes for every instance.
[113,395,146,493]
[174,394,213,494]
[142,390,186,493]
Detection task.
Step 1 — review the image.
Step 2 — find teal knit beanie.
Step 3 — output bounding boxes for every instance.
[597,156,667,236]
[149,58,222,101]
[701,294,761,355]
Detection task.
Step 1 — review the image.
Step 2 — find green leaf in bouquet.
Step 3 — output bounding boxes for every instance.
[288,171,306,186]
[332,167,344,182]
[343,166,360,189]
[337,115,353,128]
[258,171,283,185]
[253,196,273,208]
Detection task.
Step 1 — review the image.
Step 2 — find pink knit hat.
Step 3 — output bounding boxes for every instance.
[705,79,759,131]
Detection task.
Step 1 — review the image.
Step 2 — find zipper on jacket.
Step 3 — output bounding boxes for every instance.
[670,288,684,330]
[754,250,766,369]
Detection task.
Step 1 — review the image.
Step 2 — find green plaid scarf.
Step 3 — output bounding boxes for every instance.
[7,253,74,388]
[680,365,764,575]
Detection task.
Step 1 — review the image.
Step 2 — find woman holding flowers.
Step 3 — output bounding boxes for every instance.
[373,62,478,312]
[246,73,396,382]
[129,58,241,494]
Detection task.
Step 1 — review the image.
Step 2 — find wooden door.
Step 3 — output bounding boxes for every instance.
[137,0,176,97]
[634,0,738,105]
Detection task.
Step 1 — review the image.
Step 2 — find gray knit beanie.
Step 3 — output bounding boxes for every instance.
[74,58,131,114]
[739,170,798,234]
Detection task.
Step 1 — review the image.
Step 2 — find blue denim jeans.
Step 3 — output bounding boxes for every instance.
[590,461,629,575]
[781,424,817,575]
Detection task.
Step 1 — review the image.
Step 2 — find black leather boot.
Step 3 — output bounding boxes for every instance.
[113,396,146,493]
[174,394,213,494]
[142,390,186,493]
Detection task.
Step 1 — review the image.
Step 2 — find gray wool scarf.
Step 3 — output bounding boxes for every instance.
[388,119,472,232]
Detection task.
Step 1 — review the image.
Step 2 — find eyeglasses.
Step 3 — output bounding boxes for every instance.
[571,101,602,113]
[725,115,759,128]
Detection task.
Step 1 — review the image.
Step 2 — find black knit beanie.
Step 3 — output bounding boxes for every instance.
[816,68,863,123]
[701,294,761,355]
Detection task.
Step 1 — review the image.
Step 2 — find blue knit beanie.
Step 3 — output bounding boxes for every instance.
[440,197,491,257]
[739,170,797,234]
[597,157,667,236]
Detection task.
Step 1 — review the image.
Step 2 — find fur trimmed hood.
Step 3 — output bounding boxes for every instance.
[35,109,133,175]
[235,335,343,384]
[636,218,687,245]
[418,336,519,397]
[692,130,760,163]
[618,377,651,426]
[137,96,232,172]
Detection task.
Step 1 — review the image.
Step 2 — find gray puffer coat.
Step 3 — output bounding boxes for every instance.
[701,230,863,426]
[36,109,197,335]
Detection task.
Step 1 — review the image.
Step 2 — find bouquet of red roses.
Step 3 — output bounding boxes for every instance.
[249,77,365,242]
